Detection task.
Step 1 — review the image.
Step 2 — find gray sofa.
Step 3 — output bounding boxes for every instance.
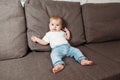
[0,0,120,80]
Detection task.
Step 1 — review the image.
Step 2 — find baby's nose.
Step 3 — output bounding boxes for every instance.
[54,25,57,28]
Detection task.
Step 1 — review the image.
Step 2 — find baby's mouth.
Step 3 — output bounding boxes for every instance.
[53,29,57,31]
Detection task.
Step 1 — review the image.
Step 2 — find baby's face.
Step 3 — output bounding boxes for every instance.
[49,19,62,32]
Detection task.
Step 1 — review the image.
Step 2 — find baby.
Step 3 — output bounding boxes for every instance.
[31,16,93,74]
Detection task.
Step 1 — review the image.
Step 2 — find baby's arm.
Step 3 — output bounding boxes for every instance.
[31,36,48,45]
[63,27,70,40]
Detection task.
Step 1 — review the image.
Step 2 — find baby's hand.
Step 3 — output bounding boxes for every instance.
[31,36,39,43]
[63,27,70,40]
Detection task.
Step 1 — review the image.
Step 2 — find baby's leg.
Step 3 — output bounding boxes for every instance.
[52,64,64,74]
[67,46,93,65]
[51,48,65,74]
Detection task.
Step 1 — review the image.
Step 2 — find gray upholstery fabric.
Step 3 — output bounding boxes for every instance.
[78,46,120,80]
[25,0,52,51]
[0,0,27,60]
[0,1,120,80]
[85,41,120,62]
[25,0,85,51]
[0,47,120,80]
[82,3,120,43]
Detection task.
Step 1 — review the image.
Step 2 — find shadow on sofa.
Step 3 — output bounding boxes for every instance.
[0,0,120,80]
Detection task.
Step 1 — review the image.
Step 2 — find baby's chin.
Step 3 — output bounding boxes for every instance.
[51,29,61,32]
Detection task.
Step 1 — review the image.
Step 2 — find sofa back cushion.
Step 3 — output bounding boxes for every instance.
[25,0,85,51]
[82,3,120,43]
[0,0,27,60]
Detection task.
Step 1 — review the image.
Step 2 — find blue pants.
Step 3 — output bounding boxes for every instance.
[50,44,86,67]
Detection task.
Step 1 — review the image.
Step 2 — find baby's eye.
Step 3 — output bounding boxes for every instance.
[56,24,59,26]
[52,24,54,26]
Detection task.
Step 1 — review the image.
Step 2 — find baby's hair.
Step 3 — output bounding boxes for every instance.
[49,16,63,26]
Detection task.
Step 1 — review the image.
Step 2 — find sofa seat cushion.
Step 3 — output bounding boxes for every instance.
[82,3,120,43]
[0,47,120,80]
[25,0,85,51]
[84,40,120,63]
[0,0,27,60]
[0,52,92,80]
[78,46,120,80]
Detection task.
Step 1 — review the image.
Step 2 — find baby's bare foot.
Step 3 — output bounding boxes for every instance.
[52,64,64,74]
[81,59,93,66]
